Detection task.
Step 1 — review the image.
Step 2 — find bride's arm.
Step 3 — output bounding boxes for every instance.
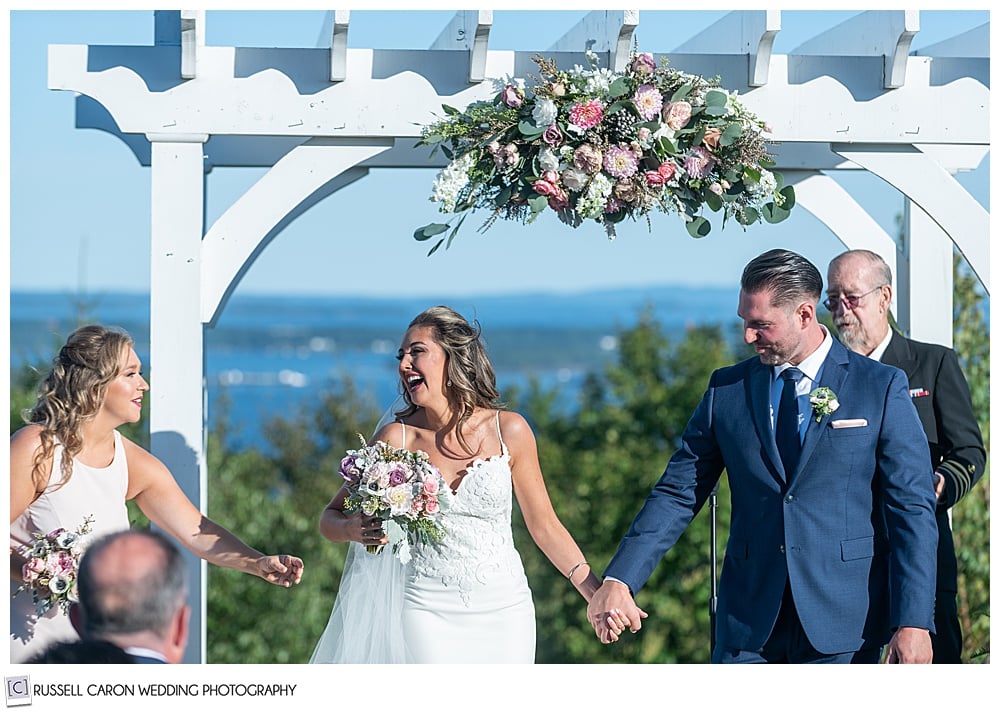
[505,412,603,602]
[318,422,403,546]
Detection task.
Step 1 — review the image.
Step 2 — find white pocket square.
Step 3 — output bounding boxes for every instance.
[831,419,868,429]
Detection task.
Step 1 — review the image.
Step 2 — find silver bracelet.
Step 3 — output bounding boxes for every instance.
[566,560,589,581]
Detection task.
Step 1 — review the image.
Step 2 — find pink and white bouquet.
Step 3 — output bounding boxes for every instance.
[14,514,95,616]
[415,49,795,253]
[340,436,448,560]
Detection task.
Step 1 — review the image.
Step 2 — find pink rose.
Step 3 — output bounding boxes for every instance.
[630,52,656,75]
[662,101,692,130]
[46,551,75,577]
[542,123,563,146]
[501,85,524,108]
[658,161,678,182]
[547,188,569,211]
[424,497,440,515]
[532,179,557,197]
[422,476,439,496]
[645,170,665,187]
[573,144,603,175]
[542,170,560,184]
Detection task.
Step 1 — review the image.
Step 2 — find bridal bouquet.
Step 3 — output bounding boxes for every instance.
[340,436,448,560]
[415,49,794,253]
[14,514,95,616]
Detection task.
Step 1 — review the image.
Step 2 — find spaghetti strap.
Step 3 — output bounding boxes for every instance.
[495,411,507,455]
[400,421,407,448]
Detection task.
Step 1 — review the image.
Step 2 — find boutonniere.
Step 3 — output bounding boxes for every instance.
[809,387,839,422]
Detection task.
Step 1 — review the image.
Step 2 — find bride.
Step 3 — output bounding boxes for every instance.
[310,305,625,663]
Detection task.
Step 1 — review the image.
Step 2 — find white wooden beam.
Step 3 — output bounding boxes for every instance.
[790,10,919,89]
[147,134,208,664]
[547,10,638,73]
[783,170,902,320]
[429,11,493,83]
[901,201,954,346]
[201,138,393,325]
[833,144,989,294]
[671,10,781,87]
[180,10,204,80]
[328,10,350,82]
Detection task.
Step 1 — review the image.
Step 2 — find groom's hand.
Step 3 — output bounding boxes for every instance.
[883,626,932,663]
[587,579,647,644]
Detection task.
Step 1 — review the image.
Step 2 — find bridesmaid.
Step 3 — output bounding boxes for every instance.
[9,324,304,663]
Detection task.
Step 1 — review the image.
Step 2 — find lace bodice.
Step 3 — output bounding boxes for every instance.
[402,416,528,605]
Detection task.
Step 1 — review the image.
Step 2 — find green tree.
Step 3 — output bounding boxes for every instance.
[950,254,990,662]
[510,310,737,662]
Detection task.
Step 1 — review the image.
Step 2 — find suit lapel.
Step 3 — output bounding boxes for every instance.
[749,360,784,481]
[796,340,850,480]
[882,332,917,378]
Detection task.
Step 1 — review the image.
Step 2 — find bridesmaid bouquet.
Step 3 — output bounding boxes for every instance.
[14,514,95,616]
[339,436,448,559]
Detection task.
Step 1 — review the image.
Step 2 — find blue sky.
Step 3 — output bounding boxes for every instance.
[6,7,991,298]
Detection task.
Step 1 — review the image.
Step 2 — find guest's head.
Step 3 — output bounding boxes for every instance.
[74,529,189,664]
[25,324,146,490]
[28,639,136,664]
[826,250,893,356]
[396,306,504,450]
[739,249,825,366]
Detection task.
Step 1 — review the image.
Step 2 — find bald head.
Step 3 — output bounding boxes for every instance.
[77,530,187,638]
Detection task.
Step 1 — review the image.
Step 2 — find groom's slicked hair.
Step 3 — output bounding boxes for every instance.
[741,249,823,307]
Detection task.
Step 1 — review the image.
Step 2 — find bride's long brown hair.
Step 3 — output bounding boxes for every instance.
[25,325,134,495]
[395,306,505,455]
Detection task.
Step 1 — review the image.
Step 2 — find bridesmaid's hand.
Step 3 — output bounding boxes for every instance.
[254,554,304,587]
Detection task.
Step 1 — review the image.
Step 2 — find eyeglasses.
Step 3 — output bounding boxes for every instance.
[822,286,885,311]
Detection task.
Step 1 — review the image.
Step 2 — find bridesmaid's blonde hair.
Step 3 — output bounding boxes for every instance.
[26,325,134,494]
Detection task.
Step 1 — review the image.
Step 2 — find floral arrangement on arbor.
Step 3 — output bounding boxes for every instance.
[414,49,795,254]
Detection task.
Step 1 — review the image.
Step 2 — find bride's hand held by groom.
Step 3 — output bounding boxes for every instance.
[587,579,648,644]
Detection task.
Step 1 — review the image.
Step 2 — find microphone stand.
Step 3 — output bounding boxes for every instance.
[709,482,719,657]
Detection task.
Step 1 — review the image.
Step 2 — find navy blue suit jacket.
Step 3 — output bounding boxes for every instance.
[604,337,938,655]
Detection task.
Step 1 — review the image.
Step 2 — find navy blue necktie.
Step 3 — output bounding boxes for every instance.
[776,367,803,476]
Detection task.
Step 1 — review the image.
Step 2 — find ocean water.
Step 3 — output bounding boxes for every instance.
[10,287,740,449]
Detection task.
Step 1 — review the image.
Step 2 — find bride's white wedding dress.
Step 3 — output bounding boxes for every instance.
[310,412,536,663]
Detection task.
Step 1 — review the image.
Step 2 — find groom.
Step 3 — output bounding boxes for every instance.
[588,249,938,663]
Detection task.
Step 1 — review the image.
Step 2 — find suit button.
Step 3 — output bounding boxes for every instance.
[784,494,794,503]
[779,544,786,554]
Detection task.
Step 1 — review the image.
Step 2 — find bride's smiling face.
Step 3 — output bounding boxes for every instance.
[397,326,448,405]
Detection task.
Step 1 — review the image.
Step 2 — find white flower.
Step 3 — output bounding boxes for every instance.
[48,575,71,596]
[538,147,561,172]
[561,167,589,192]
[577,173,613,219]
[430,152,475,213]
[54,531,78,549]
[532,99,558,127]
[386,485,414,517]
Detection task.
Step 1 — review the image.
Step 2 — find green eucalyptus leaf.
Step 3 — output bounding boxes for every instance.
[414,223,450,241]
[528,193,548,214]
[671,84,692,102]
[705,90,728,108]
[426,238,445,256]
[778,184,796,210]
[762,203,791,224]
[704,190,723,212]
[686,216,712,238]
[737,206,760,225]
[518,119,544,138]
[720,123,743,146]
[609,77,631,98]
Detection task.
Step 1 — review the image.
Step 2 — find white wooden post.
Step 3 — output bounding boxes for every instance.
[902,200,954,346]
[148,134,208,664]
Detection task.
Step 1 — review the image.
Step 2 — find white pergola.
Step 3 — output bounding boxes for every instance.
[48,9,989,662]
